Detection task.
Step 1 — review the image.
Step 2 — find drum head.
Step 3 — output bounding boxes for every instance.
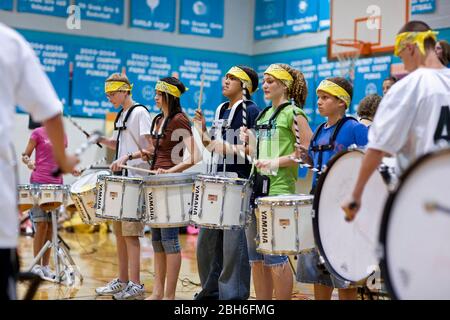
[380,149,450,299]
[314,150,388,283]
[257,194,313,205]
[71,170,110,193]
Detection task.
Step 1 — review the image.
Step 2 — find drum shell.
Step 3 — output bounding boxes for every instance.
[37,184,65,211]
[17,184,38,212]
[190,175,252,230]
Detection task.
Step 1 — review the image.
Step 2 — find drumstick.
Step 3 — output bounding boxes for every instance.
[289,156,321,173]
[128,130,152,166]
[67,116,103,148]
[292,99,301,147]
[424,202,450,215]
[119,164,156,175]
[197,74,205,111]
[52,131,103,177]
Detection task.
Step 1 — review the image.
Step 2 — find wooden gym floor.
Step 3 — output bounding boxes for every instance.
[17,227,319,300]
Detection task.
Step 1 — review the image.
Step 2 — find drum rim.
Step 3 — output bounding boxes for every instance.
[195,174,248,185]
[99,176,143,183]
[379,147,450,300]
[256,194,313,206]
[312,149,368,284]
[34,184,65,190]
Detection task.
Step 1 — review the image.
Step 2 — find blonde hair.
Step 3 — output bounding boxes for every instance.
[105,73,131,86]
[278,64,308,107]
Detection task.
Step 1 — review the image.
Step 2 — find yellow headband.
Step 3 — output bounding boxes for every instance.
[264,64,294,89]
[394,30,439,56]
[105,81,133,93]
[155,81,187,98]
[227,66,254,94]
[316,80,351,109]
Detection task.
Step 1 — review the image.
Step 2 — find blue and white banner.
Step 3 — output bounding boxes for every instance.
[72,46,123,118]
[290,57,317,123]
[318,0,330,31]
[254,0,285,40]
[0,0,13,11]
[29,40,72,108]
[285,0,319,36]
[177,57,224,123]
[123,50,175,113]
[411,0,435,14]
[353,56,391,113]
[179,0,224,38]
[76,0,124,25]
[130,0,176,32]
[18,0,69,17]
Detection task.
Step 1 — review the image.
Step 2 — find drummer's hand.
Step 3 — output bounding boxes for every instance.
[341,197,361,222]
[239,127,249,145]
[72,168,81,177]
[193,109,206,132]
[110,155,128,172]
[27,160,36,170]
[294,143,311,163]
[141,149,153,162]
[58,154,79,174]
[155,168,170,174]
[255,159,275,174]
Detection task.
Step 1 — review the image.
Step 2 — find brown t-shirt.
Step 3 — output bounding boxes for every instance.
[151,112,193,170]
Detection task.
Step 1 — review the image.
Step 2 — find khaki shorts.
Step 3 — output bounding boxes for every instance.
[112,221,144,237]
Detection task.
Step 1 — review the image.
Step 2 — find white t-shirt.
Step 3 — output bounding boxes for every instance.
[368,67,450,172]
[0,23,62,248]
[113,104,152,178]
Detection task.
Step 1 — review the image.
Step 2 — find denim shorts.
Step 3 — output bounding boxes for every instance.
[296,248,351,289]
[29,206,51,223]
[246,210,289,267]
[151,227,180,254]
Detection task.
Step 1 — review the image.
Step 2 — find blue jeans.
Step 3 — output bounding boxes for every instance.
[246,210,289,267]
[151,227,180,254]
[195,228,250,300]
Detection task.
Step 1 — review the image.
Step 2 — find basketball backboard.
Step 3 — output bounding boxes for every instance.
[328,0,410,60]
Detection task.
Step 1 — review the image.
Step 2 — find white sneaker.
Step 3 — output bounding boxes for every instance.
[113,281,145,300]
[41,266,56,281]
[95,278,128,296]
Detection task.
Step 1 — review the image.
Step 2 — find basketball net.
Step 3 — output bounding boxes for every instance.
[333,40,371,83]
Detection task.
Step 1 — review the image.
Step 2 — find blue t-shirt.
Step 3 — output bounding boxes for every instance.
[215,100,261,179]
[309,118,368,188]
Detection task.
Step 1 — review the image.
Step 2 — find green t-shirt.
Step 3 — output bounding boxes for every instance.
[256,103,308,196]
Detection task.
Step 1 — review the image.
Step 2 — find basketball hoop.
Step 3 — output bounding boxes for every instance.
[332,39,372,82]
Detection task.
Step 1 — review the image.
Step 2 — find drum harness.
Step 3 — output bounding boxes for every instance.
[310,116,358,189]
[113,103,149,176]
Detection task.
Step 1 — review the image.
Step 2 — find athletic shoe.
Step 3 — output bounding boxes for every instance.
[113,281,145,300]
[95,278,128,295]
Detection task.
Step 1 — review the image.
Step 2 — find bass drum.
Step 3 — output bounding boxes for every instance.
[380,148,450,299]
[313,148,389,284]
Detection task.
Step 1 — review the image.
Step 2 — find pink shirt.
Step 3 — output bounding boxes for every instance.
[29,127,67,184]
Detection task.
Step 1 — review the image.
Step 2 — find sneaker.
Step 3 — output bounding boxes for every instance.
[113,281,145,300]
[95,278,128,296]
[41,265,56,281]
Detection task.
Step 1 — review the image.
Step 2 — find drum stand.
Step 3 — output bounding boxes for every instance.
[26,205,83,286]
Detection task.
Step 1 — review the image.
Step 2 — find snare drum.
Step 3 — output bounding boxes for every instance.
[96,175,143,222]
[70,170,110,225]
[255,194,315,255]
[17,184,38,212]
[313,149,389,284]
[190,175,252,230]
[37,184,65,211]
[143,173,197,228]
[380,148,450,299]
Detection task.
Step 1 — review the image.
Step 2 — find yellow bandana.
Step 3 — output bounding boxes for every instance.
[227,66,254,93]
[394,30,439,56]
[264,64,294,89]
[155,81,187,98]
[105,81,133,93]
[316,80,351,109]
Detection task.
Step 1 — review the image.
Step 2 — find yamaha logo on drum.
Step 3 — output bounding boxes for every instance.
[147,191,155,220]
[261,210,269,244]
[191,184,200,216]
